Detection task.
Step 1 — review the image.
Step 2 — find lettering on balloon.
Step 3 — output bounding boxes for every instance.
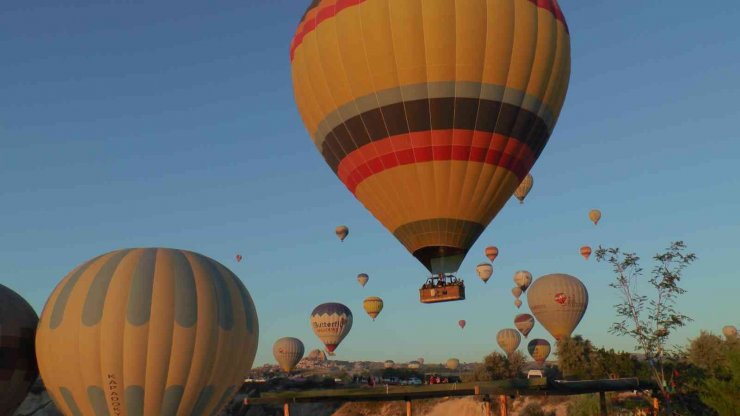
[107,373,121,416]
[311,317,348,334]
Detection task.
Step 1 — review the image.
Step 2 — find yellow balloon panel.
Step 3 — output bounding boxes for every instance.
[36,248,259,416]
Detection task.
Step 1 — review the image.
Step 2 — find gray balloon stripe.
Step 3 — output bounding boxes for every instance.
[191,385,215,416]
[194,255,233,330]
[160,385,185,416]
[82,250,132,327]
[59,387,83,416]
[49,256,101,329]
[125,386,144,416]
[219,264,257,335]
[126,248,158,326]
[171,250,198,328]
[87,386,109,416]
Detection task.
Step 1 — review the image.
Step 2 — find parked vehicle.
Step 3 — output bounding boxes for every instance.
[527,370,544,379]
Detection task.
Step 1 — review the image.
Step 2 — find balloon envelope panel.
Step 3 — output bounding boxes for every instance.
[35,248,259,416]
[0,284,39,416]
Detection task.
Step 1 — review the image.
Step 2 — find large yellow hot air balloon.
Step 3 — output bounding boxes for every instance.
[446,358,460,371]
[723,325,738,339]
[496,328,521,357]
[476,263,493,283]
[588,209,601,225]
[363,296,384,321]
[35,248,259,416]
[291,0,571,301]
[310,303,353,352]
[527,339,551,365]
[336,225,349,241]
[514,314,535,338]
[514,174,534,204]
[273,337,305,372]
[0,284,39,416]
[527,273,588,340]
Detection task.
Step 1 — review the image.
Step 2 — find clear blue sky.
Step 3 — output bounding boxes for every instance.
[2,1,739,367]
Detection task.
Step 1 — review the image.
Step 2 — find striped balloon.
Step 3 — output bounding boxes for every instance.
[362,296,384,321]
[446,358,460,371]
[273,337,305,372]
[290,0,571,275]
[35,248,259,416]
[496,328,521,357]
[527,273,588,340]
[514,313,535,338]
[310,303,353,353]
[527,339,551,364]
[514,174,534,204]
[0,284,39,416]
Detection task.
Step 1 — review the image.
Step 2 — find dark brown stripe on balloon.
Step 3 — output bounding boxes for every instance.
[321,98,549,173]
[392,219,485,272]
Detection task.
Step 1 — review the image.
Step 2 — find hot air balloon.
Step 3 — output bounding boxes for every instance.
[527,273,588,340]
[363,296,384,321]
[514,174,534,204]
[291,0,572,304]
[459,320,467,330]
[511,287,523,299]
[236,254,243,263]
[357,273,369,287]
[308,349,327,362]
[723,325,738,339]
[589,210,601,225]
[514,299,523,309]
[273,337,305,372]
[514,314,535,338]
[35,248,259,416]
[336,225,349,242]
[476,263,493,283]
[485,247,500,263]
[496,328,522,357]
[310,303,353,353]
[0,284,39,416]
[527,339,551,365]
[446,358,460,371]
[384,360,395,369]
[513,271,533,291]
[408,361,421,369]
[580,246,592,260]
[417,358,425,365]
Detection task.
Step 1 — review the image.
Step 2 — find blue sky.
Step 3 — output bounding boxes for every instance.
[1,1,739,367]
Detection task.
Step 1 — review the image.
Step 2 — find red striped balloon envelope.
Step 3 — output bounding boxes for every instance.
[290,0,571,276]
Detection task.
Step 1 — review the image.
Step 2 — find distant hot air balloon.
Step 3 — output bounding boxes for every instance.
[723,325,738,339]
[273,337,305,372]
[513,271,533,291]
[408,361,421,369]
[527,273,588,340]
[35,248,259,416]
[485,247,499,263]
[291,0,572,288]
[528,339,551,365]
[417,358,425,365]
[514,314,536,338]
[496,329,522,357]
[459,320,466,330]
[514,174,534,204]
[384,360,395,369]
[357,273,369,287]
[236,254,243,263]
[0,284,39,416]
[310,303,353,353]
[476,263,493,283]
[580,246,592,260]
[515,299,523,309]
[511,287,523,299]
[446,358,460,371]
[363,297,384,321]
[336,225,349,242]
[589,210,602,225]
[308,349,327,362]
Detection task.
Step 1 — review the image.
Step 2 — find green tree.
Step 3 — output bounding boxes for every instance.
[557,335,597,379]
[698,347,740,415]
[595,241,696,407]
[464,351,526,381]
[686,331,735,379]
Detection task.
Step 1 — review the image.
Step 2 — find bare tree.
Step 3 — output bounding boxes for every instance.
[595,241,696,404]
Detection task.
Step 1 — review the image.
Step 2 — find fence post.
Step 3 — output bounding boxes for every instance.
[283,403,290,416]
[406,399,412,416]
[599,391,608,416]
[498,395,508,416]
[484,397,492,416]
